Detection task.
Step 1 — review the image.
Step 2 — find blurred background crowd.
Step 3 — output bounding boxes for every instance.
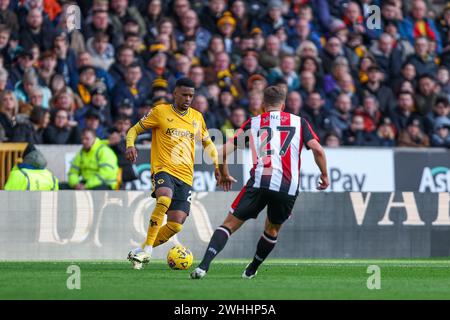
[0,0,450,152]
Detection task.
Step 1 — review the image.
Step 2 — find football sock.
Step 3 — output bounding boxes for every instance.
[198,225,231,271]
[143,196,171,247]
[154,221,183,247]
[247,232,278,273]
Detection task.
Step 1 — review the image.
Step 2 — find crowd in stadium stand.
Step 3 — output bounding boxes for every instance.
[0,0,450,153]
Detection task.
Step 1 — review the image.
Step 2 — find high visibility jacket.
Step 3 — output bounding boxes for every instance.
[4,165,59,191]
[68,138,119,189]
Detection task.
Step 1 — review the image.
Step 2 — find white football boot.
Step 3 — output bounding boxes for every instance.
[190,267,207,279]
[127,247,151,270]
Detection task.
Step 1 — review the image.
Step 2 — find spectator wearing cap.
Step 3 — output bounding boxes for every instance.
[76,65,98,105]
[377,117,397,147]
[342,114,380,147]
[258,0,287,36]
[145,43,175,89]
[9,48,35,85]
[151,78,169,100]
[75,81,113,129]
[181,36,200,66]
[43,108,81,144]
[12,105,50,144]
[19,8,54,52]
[259,35,282,70]
[217,12,237,55]
[398,117,430,147]
[200,0,227,35]
[406,36,438,77]
[112,62,150,117]
[370,33,403,81]
[87,32,115,71]
[274,27,294,55]
[0,0,19,35]
[175,9,211,56]
[110,0,146,39]
[80,108,108,139]
[361,65,396,116]
[425,96,449,131]
[268,54,300,92]
[287,18,322,52]
[430,116,450,148]
[391,91,420,133]
[115,98,135,122]
[250,27,265,51]
[75,51,115,92]
[415,74,442,116]
[399,0,442,53]
[14,68,52,108]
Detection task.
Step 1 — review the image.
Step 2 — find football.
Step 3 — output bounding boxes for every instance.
[167,245,193,270]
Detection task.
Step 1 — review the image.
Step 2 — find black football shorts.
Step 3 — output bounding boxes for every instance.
[151,171,192,215]
[230,186,297,225]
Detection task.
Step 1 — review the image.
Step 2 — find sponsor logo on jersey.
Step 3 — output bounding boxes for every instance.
[166,128,194,140]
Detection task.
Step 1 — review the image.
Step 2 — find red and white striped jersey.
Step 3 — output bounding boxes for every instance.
[233,111,319,196]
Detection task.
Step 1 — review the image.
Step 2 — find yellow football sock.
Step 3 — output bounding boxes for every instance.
[154,221,183,247]
[143,196,171,247]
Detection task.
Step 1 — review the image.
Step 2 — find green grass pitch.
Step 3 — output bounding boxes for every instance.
[0,259,449,300]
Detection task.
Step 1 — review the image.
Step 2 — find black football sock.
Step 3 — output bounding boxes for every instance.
[198,225,231,271]
[247,232,277,274]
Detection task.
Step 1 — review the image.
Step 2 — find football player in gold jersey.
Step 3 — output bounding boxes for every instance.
[125,78,235,269]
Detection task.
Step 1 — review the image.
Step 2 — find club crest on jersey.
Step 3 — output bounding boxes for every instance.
[157,179,165,184]
[167,118,174,122]
[192,120,199,128]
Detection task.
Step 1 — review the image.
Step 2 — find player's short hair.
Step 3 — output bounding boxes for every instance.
[175,77,195,89]
[263,85,287,105]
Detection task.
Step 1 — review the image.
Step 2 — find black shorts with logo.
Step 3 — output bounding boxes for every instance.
[151,171,192,215]
[230,186,297,225]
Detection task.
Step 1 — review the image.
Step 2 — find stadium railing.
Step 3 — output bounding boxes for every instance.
[0,143,28,190]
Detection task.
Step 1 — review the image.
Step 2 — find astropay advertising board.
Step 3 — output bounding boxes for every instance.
[297,148,395,192]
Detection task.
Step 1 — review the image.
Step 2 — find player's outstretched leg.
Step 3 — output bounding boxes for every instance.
[190,225,231,279]
[191,213,244,279]
[243,219,281,279]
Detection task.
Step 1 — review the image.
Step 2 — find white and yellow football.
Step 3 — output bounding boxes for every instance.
[167,245,193,270]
